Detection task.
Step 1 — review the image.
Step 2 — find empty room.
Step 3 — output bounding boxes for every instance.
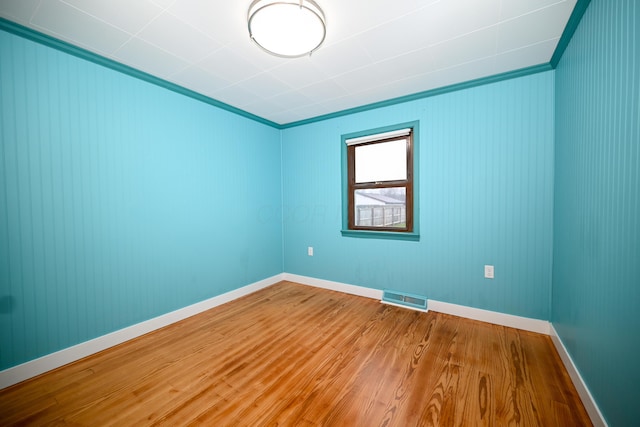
[0,0,638,425]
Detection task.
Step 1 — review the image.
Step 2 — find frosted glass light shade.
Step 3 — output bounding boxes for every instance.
[248,0,326,58]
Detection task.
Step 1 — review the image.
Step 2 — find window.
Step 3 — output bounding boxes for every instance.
[341,123,418,240]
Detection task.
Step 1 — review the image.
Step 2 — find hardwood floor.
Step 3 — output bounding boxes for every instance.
[0,281,591,426]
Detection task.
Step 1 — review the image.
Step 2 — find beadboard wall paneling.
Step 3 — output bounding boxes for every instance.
[553,0,640,425]
[281,72,555,321]
[0,30,283,370]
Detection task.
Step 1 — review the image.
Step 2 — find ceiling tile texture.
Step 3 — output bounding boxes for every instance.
[0,0,577,125]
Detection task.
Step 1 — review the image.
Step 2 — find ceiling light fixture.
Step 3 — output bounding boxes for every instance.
[247,0,326,58]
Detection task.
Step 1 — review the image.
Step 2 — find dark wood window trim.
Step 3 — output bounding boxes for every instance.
[346,129,414,233]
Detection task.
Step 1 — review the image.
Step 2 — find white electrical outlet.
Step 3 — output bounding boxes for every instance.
[484,265,494,279]
[308,246,314,256]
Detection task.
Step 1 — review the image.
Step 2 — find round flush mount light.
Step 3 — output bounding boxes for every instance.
[248,0,326,58]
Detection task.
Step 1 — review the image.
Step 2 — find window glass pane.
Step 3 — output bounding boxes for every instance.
[355,139,407,183]
[354,188,406,228]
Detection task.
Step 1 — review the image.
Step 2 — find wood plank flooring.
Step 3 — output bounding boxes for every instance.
[0,281,591,426]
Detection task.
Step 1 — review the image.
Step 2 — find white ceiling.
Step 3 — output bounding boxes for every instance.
[0,0,577,125]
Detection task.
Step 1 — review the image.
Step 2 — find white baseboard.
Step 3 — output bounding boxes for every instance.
[282,273,384,300]
[427,299,551,334]
[0,273,285,390]
[549,325,608,427]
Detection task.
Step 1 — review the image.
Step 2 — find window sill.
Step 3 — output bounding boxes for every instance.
[341,229,420,241]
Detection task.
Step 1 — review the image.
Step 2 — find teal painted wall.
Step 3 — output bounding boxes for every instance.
[553,0,640,425]
[282,72,555,320]
[0,30,283,370]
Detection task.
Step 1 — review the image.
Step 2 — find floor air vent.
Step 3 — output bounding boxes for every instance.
[382,290,428,311]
